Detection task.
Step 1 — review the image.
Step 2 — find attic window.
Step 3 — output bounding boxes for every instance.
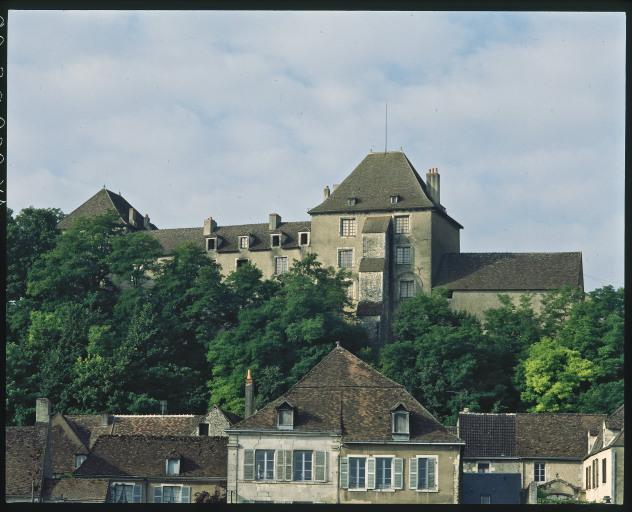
[239,236,250,249]
[74,454,87,469]
[390,195,400,204]
[347,197,358,206]
[299,232,310,246]
[277,402,294,430]
[271,234,281,247]
[206,238,217,251]
[166,457,180,476]
[198,423,209,436]
[391,403,410,440]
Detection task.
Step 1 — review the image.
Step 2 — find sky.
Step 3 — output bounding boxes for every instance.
[8,11,625,291]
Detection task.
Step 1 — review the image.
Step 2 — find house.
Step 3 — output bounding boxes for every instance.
[5,398,238,503]
[60,151,584,343]
[583,405,624,504]
[225,343,463,504]
[73,435,227,503]
[458,411,606,503]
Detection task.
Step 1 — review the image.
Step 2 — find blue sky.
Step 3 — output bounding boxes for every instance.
[8,11,625,291]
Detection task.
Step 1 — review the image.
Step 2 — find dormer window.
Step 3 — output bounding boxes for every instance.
[206,237,217,251]
[391,403,410,440]
[271,234,281,247]
[239,236,250,249]
[277,401,295,430]
[347,197,357,206]
[198,423,209,436]
[74,454,87,469]
[390,195,400,204]
[299,232,310,246]
[166,457,180,476]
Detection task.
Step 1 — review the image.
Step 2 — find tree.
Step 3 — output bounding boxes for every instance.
[207,254,367,415]
[521,337,594,412]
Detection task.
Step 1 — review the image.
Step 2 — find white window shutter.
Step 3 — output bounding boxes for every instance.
[340,457,349,489]
[428,457,437,489]
[132,484,142,503]
[275,450,285,481]
[393,458,404,489]
[153,486,162,503]
[409,458,418,489]
[181,486,191,503]
[285,450,292,481]
[315,451,326,482]
[243,449,255,480]
[367,457,376,489]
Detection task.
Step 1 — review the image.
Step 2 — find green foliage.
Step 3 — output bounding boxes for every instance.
[207,254,367,415]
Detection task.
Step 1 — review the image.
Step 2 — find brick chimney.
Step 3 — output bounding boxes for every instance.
[203,217,217,236]
[426,168,440,204]
[269,213,281,231]
[323,186,330,199]
[35,398,50,424]
[244,369,254,419]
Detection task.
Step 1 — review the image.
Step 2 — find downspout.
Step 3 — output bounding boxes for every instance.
[235,439,239,504]
[611,451,616,503]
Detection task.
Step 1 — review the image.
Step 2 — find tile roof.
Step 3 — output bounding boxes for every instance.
[434,252,584,291]
[57,188,157,231]
[149,221,311,256]
[49,420,89,475]
[359,257,385,272]
[460,412,606,459]
[233,345,460,444]
[5,425,49,499]
[74,435,227,479]
[43,478,110,503]
[362,216,391,233]
[611,429,624,448]
[458,413,517,458]
[605,404,624,430]
[356,301,383,317]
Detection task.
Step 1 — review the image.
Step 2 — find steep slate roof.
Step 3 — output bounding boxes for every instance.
[515,414,604,459]
[232,345,461,444]
[43,478,110,503]
[458,413,517,458]
[460,412,605,459]
[308,151,463,228]
[605,404,624,430]
[57,188,157,231]
[356,301,383,317]
[149,221,311,256]
[434,252,583,291]
[362,216,391,233]
[359,257,385,272]
[49,419,90,475]
[5,425,49,499]
[75,435,227,479]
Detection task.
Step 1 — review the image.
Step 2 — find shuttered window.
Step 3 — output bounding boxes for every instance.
[340,457,349,489]
[154,486,190,504]
[314,451,327,482]
[348,457,366,489]
[293,451,313,481]
[412,456,438,491]
[375,457,393,489]
[602,458,607,484]
[393,458,404,489]
[275,450,292,481]
[244,449,255,480]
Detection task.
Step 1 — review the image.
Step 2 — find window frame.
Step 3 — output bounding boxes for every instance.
[255,449,275,481]
[391,411,410,435]
[394,215,410,234]
[165,457,180,476]
[415,455,439,492]
[375,456,394,491]
[110,482,142,503]
[74,454,87,469]
[399,279,415,299]
[235,258,249,269]
[348,456,367,491]
[298,231,310,247]
[198,423,209,436]
[292,450,313,482]
[274,256,289,275]
[340,218,357,237]
[602,458,607,484]
[238,236,250,250]
[277,407,294,430]
[270,234,281,248]
[338,248,354,269]
[534,462,546,483]
[206,237,217,251]
[396,246,412,265]
[161,485,183,504]
[390,195,400,204]
[477,461,491,474]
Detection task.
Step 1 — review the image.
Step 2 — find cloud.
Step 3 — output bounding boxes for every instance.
[7,11,625,290]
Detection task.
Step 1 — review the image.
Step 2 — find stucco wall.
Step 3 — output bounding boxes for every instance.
[521,459,582,489]
[146,482,225,503]
[430,212,460,284]
[463,459,521,474]
[227,433,341,504]
[448,291,546,321]
[584,447,624,504]
[339,444,460,504]
[210,247,307,278]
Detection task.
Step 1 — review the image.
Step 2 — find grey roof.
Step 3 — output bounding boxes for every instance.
[149,221,311,256]
[233,346,461,444]
[459,413,517,458]
[605,404,624,430]
[58,188,157,231]
[356,301,383,317]
[308,152,463,228]
[359,257,385,272]
[5,425,49,499]
[43,478,110,503]
[362,216,391,233]
[434,252,584,291]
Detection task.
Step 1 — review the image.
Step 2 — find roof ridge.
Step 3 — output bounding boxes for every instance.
[103,189,129,224]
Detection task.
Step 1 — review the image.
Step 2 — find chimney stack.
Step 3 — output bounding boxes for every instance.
[332,184,340,192]
[160,400,168,415]
[244,369,254,419]
[426,168,440,205]
[323,186,330,199]
[203,217,217,236]
[269,213,282,231]
[128,207,137,227]
[35,398,50,424]
[100,413,111,427]
[143,214,151,230]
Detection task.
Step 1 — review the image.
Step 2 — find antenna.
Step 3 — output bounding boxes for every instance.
[384,102,388,153]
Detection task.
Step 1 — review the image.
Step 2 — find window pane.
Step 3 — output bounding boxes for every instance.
[395,216,410,233]
[341,219,356,237]
[167,458,179,475]
[418,458,428,489]
[481,495,491,504]
[255,450,275,480]
[349,458,365,488]
[278,409,292,426]
[338,249,353,268]
[376,458,392,489]
[478,462,490,473]
[394,412,408,433]
[275,257,288,275]
[293,451,313,481]
[396,246,411,264]
[400,280,414,298]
